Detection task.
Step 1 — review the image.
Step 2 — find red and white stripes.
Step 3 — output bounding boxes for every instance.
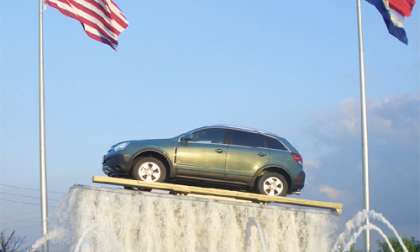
[46,0,128,49]
[367,0,416,44]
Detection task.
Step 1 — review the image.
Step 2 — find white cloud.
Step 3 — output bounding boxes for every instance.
[319,185,343,199]
[338,99,358,135]
[304,159,320,170]
[306,93,420,238]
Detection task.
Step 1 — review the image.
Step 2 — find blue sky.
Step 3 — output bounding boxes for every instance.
[0,0,418,248]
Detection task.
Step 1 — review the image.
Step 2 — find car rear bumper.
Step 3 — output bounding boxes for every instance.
[292,171,305,192]
[102,152,131,177]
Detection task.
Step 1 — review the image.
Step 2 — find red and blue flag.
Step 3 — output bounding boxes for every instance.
[367,0,416,44]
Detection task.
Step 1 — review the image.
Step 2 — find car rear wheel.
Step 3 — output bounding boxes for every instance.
[256,172,288,196]
[131,157,167,183]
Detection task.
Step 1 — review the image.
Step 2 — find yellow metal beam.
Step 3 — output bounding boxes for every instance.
[92,176,343,215]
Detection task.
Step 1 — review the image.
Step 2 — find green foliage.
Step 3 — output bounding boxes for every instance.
[377,236,420,252]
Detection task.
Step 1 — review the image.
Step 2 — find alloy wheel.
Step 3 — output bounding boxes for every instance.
[262,176,284,196]
[138,161,161,182]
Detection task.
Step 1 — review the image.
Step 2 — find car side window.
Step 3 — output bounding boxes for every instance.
[190,128,225,144]
[265,136,287,151]
[229,130,265,148]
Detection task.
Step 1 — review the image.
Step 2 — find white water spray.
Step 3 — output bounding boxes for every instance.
[244,217,267,252]
[340,223,395,252]
[332,209,408,252]
[72,225,96,252]
[31,185,412,252]
[30,229,65,252]
[31,185,338,252]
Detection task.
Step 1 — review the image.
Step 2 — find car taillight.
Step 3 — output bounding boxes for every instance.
[292,153,303,165]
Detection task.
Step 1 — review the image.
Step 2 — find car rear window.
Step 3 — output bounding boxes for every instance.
[228,130,265,148]
[265,136,287,151]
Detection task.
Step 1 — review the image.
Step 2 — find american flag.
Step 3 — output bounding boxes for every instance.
[46,0,128,49]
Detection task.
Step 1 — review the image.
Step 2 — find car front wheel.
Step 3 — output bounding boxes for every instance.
[131,157,167,183]
[256,172,288,196]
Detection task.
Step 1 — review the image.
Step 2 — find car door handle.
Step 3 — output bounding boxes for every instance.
[258,152,266,157]
[215,148,224,153]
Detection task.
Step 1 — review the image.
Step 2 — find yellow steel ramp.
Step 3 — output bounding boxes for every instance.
[92,176,343,215]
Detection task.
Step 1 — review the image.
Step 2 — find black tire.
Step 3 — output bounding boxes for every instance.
[256,172,288,196]
[123,186,152,192]
[131,157,167,182]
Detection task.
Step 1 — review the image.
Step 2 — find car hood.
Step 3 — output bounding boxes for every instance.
[125,137,178,149]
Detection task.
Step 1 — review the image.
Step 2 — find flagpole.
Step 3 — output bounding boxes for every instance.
[39,0,49,250]
[355,0,371,251]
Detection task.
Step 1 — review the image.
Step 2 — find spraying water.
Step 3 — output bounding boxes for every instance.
[244,217,267,252]
[332,209,408,252]
[31,185,338,252]
[30,229,65,252]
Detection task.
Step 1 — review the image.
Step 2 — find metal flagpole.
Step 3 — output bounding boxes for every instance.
[355,0,371,251]
[39,0,49,250]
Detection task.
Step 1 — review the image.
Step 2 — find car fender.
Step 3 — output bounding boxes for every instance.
[249,164,292,189]
[130,147,175,177]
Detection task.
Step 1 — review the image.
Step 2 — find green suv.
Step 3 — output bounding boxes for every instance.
[103,126,305,196]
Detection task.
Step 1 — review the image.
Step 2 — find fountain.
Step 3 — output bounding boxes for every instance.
[30,185,409,252]
[30,185,337,252]
[332,209,408,252]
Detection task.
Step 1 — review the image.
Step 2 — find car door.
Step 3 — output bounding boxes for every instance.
[225,130,270,183]
[175,128,227,179]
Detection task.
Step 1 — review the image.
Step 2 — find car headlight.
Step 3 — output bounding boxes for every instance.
[112,142,129,152]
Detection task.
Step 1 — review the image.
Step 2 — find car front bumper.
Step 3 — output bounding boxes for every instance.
[102,152,131,177]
